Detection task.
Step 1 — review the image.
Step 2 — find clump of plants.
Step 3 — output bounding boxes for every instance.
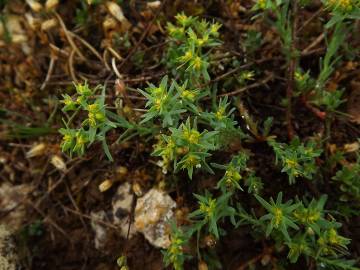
[58,1,360,269]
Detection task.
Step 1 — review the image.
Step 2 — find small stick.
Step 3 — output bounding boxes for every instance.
[217,73,274,97]
[300,95,326,120]
[303,33,325,55]
[112,57,123,79]
[69,31,105,65]
[116,0,167,70]
[41,56,56,90]
[68,49,78,83]
[54,12,86,62]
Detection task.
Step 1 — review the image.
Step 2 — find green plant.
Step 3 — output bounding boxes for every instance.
[188,191,236,240]
[166,12,221,86]
[268,137,322,184]
[255,192,300,241]
[239,193,356,268]
[58,82,144,160]
[153,118,218,179]
[53,7,360,270]
[138,76,186,127]
[332,155,360,202]
[213,152,248,192]
[323,0,360,28]
[59,82,117,159]
[253,0,294,58]
[162,222,191,270]
[316,23,347,90]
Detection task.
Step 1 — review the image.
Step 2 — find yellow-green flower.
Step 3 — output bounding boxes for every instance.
[327,0,354,10]
[209,22,221,36]
[75,83,92,96]
[192,56,203,70]
[273,208,283,227]
[179,50,193,63]
[183,154,201,167]
[87,103,105,127]
[181,90,196,101]
[175,13,192,26]
[183,129,201,144]
[285,158,298,168]
[215,107,226,120]
[257,0,267,9]
[199,198,216,218]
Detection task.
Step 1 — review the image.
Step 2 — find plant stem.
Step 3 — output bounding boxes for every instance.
[286,0,298,140]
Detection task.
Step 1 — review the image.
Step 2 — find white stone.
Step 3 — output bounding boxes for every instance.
[112,182,136,238]
[134,188,176,248]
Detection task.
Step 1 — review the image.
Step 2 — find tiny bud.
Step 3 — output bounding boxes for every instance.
[99,179,113,192]
[26,143,46,158]
[203,234,216,248]
[51,155,67,172]
[123,105,132,114]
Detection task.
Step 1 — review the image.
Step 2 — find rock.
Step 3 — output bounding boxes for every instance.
[0,183,32,229]
[134,188,176,249]
[0,225,19,270]
[111,182,136,238]
[90,185,176,250]
[90,182,136,250]
[90,211,109,250]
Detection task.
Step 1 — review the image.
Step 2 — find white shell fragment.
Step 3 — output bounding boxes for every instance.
[106,2,127,23]
[26,0,43,12]
[134,188,176,248]
[98,179,113,192]
[26,143,46,158]
[45,0,59,10]
[50,155,67,172]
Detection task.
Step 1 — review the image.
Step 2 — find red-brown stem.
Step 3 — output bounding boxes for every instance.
[300,95,327,120]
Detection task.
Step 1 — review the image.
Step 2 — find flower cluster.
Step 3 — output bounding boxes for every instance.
[166,12,221,85]
[59,82,116,159]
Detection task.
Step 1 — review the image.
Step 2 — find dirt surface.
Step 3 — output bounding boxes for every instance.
[1,0,360,270]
